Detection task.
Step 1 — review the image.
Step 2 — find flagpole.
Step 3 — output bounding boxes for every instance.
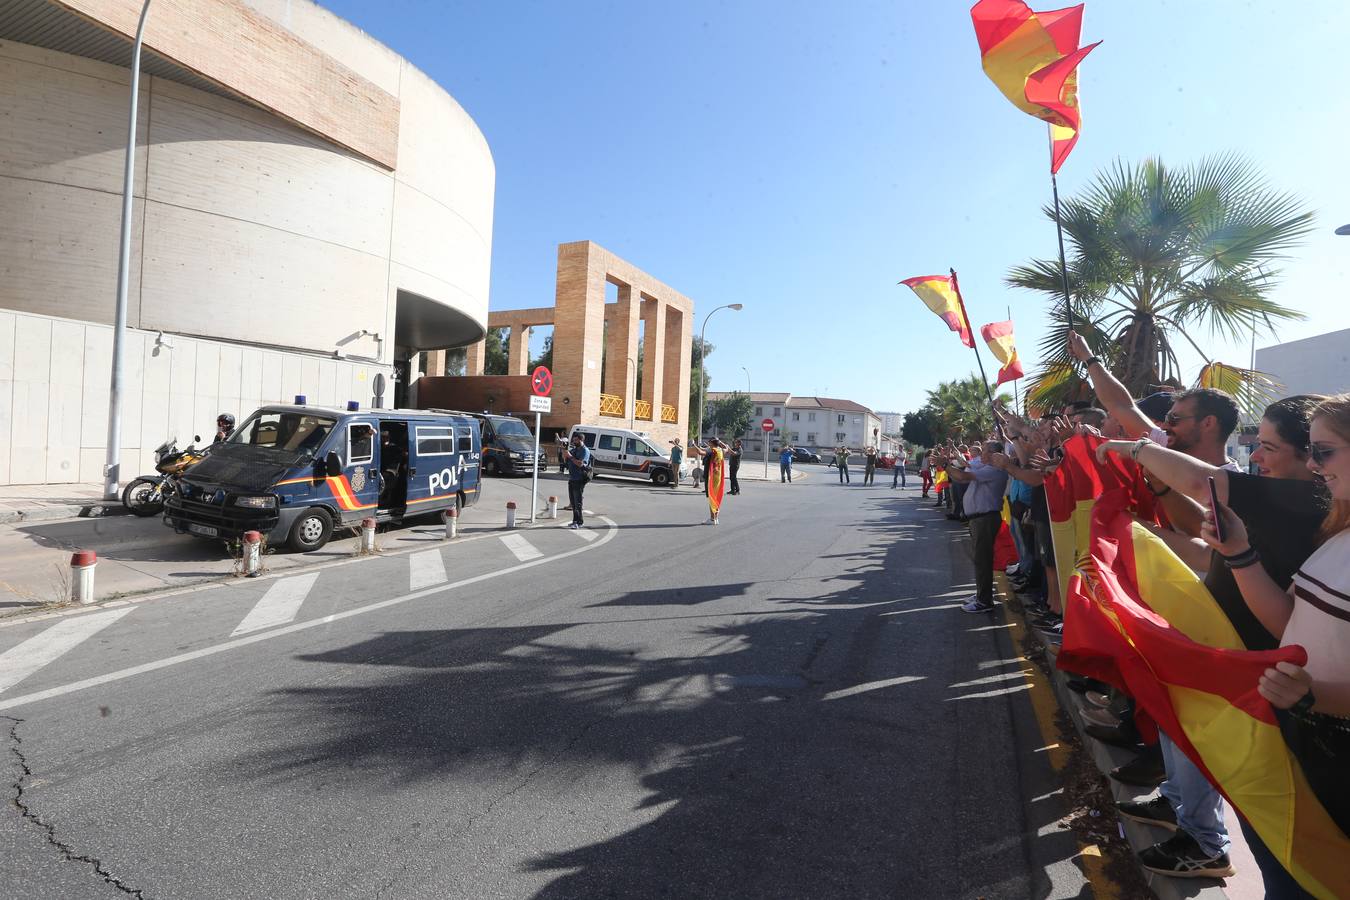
[1048,125,1077,335]
[1008,304,1021,414]
[949,268,1001,438]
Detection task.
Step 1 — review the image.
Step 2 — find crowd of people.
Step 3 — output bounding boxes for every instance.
[921,331,1349,895]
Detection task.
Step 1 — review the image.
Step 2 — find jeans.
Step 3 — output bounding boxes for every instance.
[1159,732,1229,857]
[838,464,849,483]
[780,462,792,483]
[567,479,585,526]
[968,510,1001,604]
[892,465,905,487]
[730,465,740,494]
[863,465,875,485]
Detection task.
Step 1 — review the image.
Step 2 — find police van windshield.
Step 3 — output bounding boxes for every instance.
[489,417,532,439]
[230,410,337,459]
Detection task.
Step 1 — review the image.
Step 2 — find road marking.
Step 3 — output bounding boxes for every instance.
[0,518,619,712]
[408,550,448,591]
[230,573,319,637]
[821,675,926,701]
[569,526,598,542]
[499,533,542,561]
[0,607,134,694]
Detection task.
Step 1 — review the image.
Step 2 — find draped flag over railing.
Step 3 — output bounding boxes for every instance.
[899,275,974,348]
[979,320,1024,386]
[1048,435,1350,898]
[970,0,1100,173]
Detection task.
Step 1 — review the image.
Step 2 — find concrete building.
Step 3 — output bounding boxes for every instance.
[786,397,882,451]
[0,0,494,485]
[704,392,789,454]
[877,411,904,435]
[1254,328,1350,399]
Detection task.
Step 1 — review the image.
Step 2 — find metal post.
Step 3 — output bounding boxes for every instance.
[626,357,636,431]
[103,0,154,500]
[530,411,541,523]
[695,303,743,444]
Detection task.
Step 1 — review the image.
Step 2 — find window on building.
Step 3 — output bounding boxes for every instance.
[791,432,800,442]
[837,414,845,425]
[773,407,782,417]
[807,433,817,444]
[755,406,763,417]
[791,412,800,421]
[808,412,816,422]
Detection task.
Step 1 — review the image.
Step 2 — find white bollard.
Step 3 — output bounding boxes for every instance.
[546,496,558,519]
[360,516,377,553]
[505,500,517,529]
[70,550,96,604]
[241,531,262,577]
[443,506,458,540]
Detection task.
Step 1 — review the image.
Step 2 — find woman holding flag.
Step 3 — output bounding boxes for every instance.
[688,438,727,525]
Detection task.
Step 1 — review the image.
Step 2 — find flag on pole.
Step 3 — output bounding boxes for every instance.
[899,275,974,348]
[1055,481,1350,897]
[970,0,1100,172]
[978,320,1024,386]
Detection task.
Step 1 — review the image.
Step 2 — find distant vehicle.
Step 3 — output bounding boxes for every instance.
[569,425,676,486]
[789,448,821,464]
[435,411,546,476]
[165,400,481,552]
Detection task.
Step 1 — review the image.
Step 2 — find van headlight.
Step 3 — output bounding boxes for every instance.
[233,495,277,509]
[512,452,525,460]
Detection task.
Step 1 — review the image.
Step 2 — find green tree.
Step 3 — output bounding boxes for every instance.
[529,334,553,372]
[901,410,937,448]
[689,337,714,442]
[1007,155,1312,413]
[919,375,1012,444]
[709,392,754,439]
[483,326,510,376]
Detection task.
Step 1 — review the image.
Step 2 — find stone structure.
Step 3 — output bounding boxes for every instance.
[422,241,695,444]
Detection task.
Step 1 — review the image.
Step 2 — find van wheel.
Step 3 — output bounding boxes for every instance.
[456,491,466,511]
[651,469,671,486]
[484,456,499,476]
[287,507,333,552]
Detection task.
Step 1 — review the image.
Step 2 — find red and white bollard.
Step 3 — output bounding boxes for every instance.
[505,500,517,529]
[360,516,377,553]
[443,506,458,540]
[546,496,558,519]
[70,550,96,604]
[241,530,262,577]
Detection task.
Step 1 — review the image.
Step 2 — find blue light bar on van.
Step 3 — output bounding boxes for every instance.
[347,400,359,411]
[294,395,307,405]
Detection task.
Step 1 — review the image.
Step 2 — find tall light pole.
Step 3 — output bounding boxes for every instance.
[626,356,636,431]
[695,303,743,443]
[103,0,154,500]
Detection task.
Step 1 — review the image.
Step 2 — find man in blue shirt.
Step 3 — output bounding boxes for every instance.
[944,440,1010,612]
[564,432,591,528]
[779,445,794,483]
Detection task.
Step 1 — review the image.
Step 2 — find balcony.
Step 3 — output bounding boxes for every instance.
[634,399,653,420]
[599,393,624,417]
[660,404,677,424]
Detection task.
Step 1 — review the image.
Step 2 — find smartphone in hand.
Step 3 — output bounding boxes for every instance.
[1207,476,1227,543]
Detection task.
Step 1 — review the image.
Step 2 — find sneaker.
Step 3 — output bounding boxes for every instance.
[703,519,714,525]
[1117,796,1178,831]
[567,523,580,530]
[1138,831,1235,879]
[960,597,996,613]
[1110,747,1167,788]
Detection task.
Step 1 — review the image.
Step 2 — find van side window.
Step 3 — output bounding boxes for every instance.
[576,432,596,448]
[349,424,374,464]
[415,426,456,456]
[457,426,472,453]
[598,434,623,452]
[626,438,657,457]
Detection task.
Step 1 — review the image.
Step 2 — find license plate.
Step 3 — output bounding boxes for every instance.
[188,523,218,538]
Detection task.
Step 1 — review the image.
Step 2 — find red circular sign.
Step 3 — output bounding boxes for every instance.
[531,366,553,397]
[760,418,775,432]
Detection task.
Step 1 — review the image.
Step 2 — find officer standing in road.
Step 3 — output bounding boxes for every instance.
[729,439,743,495]
[564,431,591,529]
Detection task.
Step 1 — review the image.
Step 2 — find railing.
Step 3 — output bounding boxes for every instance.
[660,404,677,424]
[634,399,653,420]
[599,393,624,417]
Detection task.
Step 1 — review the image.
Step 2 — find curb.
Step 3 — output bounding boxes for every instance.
[0,502,133,525]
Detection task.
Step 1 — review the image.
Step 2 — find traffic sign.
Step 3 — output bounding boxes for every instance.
[529,395,552,414]
[531,366,553,397]
[760,418,775,432]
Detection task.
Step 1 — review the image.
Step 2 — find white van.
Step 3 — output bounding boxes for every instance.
[568,425,677,486]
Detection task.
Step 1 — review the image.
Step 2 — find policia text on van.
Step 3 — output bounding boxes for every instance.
[164,400,482,552]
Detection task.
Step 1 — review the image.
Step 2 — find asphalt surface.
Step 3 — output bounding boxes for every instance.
[2,468,1092,899]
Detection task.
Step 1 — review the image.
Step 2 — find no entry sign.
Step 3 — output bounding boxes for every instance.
[760,418,775,432]
[531,366,552,397]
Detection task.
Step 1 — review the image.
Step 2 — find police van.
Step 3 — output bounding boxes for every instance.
[568,424,676,485]
[164,398,481,552]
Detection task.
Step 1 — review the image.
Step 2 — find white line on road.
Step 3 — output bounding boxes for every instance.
[821,675,926,701]
[0,607,134,694]
[0,518,619,712]
[408,549,448,591]
[499,533,542,561]
[230,573,320,637]
[569,526,598,542]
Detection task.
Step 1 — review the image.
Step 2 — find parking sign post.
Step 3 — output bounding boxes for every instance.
[760,417,774,478]
[529,367,553,523]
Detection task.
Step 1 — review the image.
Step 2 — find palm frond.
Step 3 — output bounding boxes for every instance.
[1197,362,1283,418]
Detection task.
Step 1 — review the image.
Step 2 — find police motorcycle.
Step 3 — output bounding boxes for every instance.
[164,398,481,552]
[120,436,209,516]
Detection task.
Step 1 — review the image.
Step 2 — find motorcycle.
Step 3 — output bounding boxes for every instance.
[121,436,208,516]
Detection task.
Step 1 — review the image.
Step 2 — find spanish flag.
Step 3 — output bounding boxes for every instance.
[1056,485,1350,897]
[979,320,1024,386]
[970,0,1100,173]
[900,275,974,348]
[934,468,950,495]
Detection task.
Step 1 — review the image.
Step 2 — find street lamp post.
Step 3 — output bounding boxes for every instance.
[103,0,154,500]
[695,303,743,444]
[626,356,636,431]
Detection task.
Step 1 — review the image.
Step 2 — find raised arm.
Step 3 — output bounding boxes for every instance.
[1096,437,1229,506]
[1068,331,1154,439]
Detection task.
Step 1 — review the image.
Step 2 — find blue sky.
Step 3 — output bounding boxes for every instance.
[322,0,1350,415]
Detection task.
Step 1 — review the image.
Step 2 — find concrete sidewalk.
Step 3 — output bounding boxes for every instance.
[0,473,581,617]
[0,482,130,524]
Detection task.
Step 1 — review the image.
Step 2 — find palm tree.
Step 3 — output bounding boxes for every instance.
[1007,155,1313,412]
[923,375,1012,443]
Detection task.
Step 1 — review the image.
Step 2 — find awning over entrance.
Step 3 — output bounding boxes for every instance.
[394,289,484,351]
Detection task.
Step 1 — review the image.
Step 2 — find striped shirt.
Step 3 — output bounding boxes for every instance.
[1285,530,1350,687]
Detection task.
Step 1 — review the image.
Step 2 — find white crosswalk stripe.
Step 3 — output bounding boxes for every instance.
[230,573,319,636]
[570,526,598,542]
[0,607,134,694]
[409,549,448,591]
[499,533,542,561]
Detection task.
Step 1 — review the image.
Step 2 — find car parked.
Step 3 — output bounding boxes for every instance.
[789,447,822,464]
[569,425,677,485]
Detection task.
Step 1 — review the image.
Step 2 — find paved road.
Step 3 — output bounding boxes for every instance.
[2,471,1092,899]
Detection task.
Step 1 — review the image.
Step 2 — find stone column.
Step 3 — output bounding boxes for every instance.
[641,295,665,415]
[507,324,530,376]
[603,282,639,406]
[465,339,486,376]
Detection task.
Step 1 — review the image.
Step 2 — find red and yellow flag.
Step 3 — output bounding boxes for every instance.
[970,0,1100,173]
[979,320,1024,386]
[900,275,974,348]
